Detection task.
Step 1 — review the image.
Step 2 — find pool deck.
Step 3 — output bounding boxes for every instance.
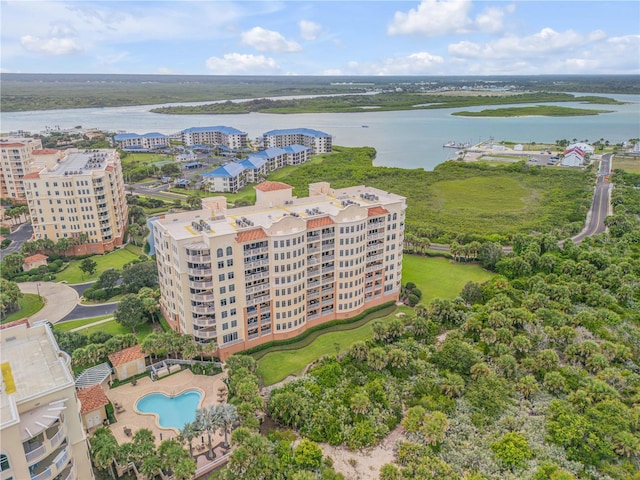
[106,369,227,446]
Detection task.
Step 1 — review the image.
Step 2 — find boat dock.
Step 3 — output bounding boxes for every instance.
[443,141,472,149]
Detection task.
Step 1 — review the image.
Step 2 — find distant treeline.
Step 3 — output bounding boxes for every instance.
[1,73,637,112]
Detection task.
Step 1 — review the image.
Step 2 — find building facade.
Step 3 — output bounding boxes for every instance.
[0,137,43,204]
[112,132,170,151]
[181,127,248,150]
[262,128,332,154]
[24,149,128,255]
[0,322,95,480]
[153,181,405,358]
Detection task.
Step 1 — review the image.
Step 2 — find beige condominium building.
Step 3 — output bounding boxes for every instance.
[153,181,406,359]
[24,149,128,255]
[0,137,43,204]
[0,321,95,480]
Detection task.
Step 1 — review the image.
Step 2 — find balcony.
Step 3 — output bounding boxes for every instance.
[322,266,334,274]
[244,258,269,269]
[307,234,320,242]
[307,247,320,254]
[188,280,214,289]
[191,293,214,302]
[186,253,211,263]
[192,304,215,315]
[188,267,213,276]
[244,246,268,255]
[307,280,320,288]
[192,317,216,327]
[308,313,320,321]
[245,271,269,282]
[320,254,335,262]
[24,422,66,465]
[365,265,384,273]
[321,298,334,306]
[366,254,383,263]
[247,295,270,307]
[321,308,334,316]
[307,268,320,277]
[30,445,70,480]
[194,328,217,339]
[307,291,320,300]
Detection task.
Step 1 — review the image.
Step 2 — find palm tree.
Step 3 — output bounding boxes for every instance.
[215,403,239,448]
[90,427,119,479]
[441,373,465,398]
[195,405,216,458]
[178,422,198,457]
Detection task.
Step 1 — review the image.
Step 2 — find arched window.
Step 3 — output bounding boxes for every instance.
[0,454,10,472]
[226,246,233,256]
[216,248,223,258]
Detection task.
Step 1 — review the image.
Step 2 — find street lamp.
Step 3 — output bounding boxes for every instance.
[36,283,41,301]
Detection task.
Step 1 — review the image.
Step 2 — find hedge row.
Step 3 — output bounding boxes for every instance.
[242,301,396,359]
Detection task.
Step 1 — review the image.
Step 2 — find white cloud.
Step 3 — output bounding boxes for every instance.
[448,28,608,59]
[343,52,445,75]
[388,0,511,36]
[20,35,82,55]
[241,27,302,53]
[205,53,280,74]
[299,20,321,40]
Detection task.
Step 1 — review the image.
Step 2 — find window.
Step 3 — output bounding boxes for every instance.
[217,248,223,258]
[0,454,9,472]
[226,246,233,256]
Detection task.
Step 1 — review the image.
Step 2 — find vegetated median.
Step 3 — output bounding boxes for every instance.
[452,105,613,117]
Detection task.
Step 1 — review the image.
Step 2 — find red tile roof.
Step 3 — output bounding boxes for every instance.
[23,253,48,264]
[23,172,40,179]
[32,149,59,155]
[368,206,389,217]
[105,165,115,172]
[0,143,25,148]
[254,181,292,192]
[307,216,335,229]
[236,228,268,242]
[77,384,110,414]
[108,344,146,367]
[0,318,30,330]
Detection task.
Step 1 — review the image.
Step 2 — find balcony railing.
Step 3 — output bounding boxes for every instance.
[245,272,269,282]
[247,295,270,307]
[192,293,214,302]
[244,259,269,269]
[186,253,211,263]
[244,246,268,255]
[194,329,217,339]
[192,305,215,315]
[188,267,213,276]
[31,467,53,480]
[188,280,214,289]
[192,317,215,327]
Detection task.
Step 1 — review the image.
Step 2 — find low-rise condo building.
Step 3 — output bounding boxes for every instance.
[0,322,95,480]
[0,137,43,204]
[181,127,248,150]
[262,128,332,154]
[24,149,128,254]
[153,181,405,358]
[112,132,170,151]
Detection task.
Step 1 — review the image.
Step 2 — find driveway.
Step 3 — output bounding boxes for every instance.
[0,223,33,261]
[60,302,119,322]
[18,281,79,324]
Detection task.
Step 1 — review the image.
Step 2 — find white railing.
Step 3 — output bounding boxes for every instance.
[244,246,268,255]
[192,317,216,327]
[194,329,217,339]
[30,467,52,480]
[321,298,334,306]
[322,266,334,273]
[192,305,216,315]
[247,295,270,307]
[192,293,215,302]
[188,267,213,276]
[186,253,211,263]
[25,443,46,463]
[188,280,214,289]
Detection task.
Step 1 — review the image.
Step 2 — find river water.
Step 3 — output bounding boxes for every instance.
[2,93,639,170]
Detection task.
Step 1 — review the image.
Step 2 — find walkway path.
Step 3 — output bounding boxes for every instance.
[69,316,114,331]
[18,281,79,324]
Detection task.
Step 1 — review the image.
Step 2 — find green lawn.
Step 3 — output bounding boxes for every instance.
[54,246,144,284]
[402,255,494,303]
[614,156,640,173]
[1,294,45,324]
[79,319,153,341]
[257,321,375,386]
[53,315,114,332]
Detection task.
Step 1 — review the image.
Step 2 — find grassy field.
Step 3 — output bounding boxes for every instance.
[1,294,45,324]
[402,255,495,303]
[77,319,153,340]
[54,246,143,284]
[614,156,640,173]
[54,315,114,332]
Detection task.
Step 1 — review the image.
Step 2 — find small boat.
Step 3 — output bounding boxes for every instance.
[361,125,369,128]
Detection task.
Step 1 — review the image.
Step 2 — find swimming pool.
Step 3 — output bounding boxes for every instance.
[135,389,202,429]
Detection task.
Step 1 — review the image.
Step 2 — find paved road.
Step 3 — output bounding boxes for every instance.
[18,281,79,323]
[571,154,612,244]
[60,302,119,322]
[0,223,33,260]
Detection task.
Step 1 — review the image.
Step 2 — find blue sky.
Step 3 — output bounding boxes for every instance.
[2,1,639,75]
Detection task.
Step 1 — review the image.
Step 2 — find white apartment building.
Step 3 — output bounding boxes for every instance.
[112,132,170,151]
[262,128,332,154]
[0,321,95,480]
[153,181,405,358]
[24,149,128,254]
[0,137,43,204]
[181,127,248,150]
